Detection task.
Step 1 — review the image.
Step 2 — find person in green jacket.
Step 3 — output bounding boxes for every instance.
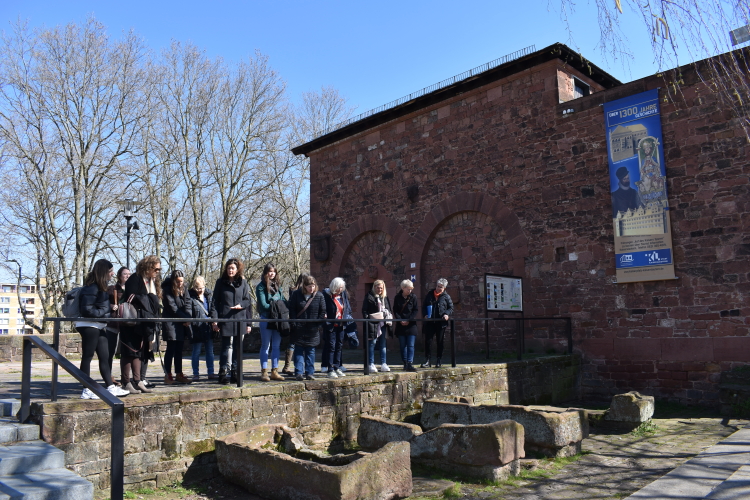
[256,263,286,381]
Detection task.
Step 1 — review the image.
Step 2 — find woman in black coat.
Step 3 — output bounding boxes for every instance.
[288,275,326,381]
[212,258,251,384]
[120,255,161,394]
[162,270,193,384]
[362,279,393,373]
[393,279,419,372]
[189,276,217,381]
[75,259,129,399]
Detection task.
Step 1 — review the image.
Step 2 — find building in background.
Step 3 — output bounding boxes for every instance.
[0,281,44,334]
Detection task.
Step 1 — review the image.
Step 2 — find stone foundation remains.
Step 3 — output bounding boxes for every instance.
[357,415,523,481]
[421,399,588,457]
[216,424,411,500]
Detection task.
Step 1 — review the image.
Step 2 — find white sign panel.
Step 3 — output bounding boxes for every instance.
[486,275,523,312]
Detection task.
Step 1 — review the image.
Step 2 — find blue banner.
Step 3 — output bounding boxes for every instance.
[603,89,675,282]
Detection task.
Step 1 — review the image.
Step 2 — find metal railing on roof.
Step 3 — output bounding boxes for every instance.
[317,44,537,139]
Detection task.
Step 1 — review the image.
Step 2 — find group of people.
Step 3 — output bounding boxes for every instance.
[73,256,454,399]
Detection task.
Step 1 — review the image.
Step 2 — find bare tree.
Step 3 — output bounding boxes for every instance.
[0,18,150,322]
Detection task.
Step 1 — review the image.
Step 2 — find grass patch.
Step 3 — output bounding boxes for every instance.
[498,452,590,487]
[135,488,155,495]
[443,482,462,498]
[123,492,137,499]
[630,421,659,437]
[157,482,206,497]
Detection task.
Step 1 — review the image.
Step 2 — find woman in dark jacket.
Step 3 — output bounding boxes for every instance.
[189,276,217,381]
[288,275,326,381]
[105,267,130,385]
[393,279,419,372]
[162,270,193,384]
[362,279,393,373]
[120,255,161,394]
[212,258,251,385]
[76,259,129,399]
[421,278,454,368]
[322,277,352,379]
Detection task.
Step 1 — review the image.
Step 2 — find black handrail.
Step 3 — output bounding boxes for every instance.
[20,335,124,500]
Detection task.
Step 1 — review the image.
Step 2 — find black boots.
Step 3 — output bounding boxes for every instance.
[435,358,442,368]
[405,363,417,372]
[218,369,229,385]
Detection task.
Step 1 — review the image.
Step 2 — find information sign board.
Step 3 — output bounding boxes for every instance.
[485,274,523,312]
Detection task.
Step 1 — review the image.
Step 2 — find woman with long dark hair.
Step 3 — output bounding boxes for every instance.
[288,275,326,381]
[281,273,308,375]
[213,258,251,385]
[76,259,129,399]
[105,266,130,385]
[120,255,161,394]
[162,269,193,384]
[256,263,286,382]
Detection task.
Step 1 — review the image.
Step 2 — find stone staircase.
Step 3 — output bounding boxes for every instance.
[0,400,93,500]
[627,425,750,499]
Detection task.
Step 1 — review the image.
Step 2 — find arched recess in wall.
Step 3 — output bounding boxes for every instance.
[415,191,528,315]
[328,215,415,310]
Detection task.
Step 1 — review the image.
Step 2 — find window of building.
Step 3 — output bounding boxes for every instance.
[0,319,9,325]
[1,286,12,293]
[573,78,590,98]
[21,298,34,305]
[0,297,9,303]
[0,329,7,335]
[0,308,8,314]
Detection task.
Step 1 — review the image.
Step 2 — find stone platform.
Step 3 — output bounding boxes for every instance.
[12,354,579,492]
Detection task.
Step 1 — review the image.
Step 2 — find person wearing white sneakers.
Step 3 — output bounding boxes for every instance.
[76,259,129,399]
[362,280,393,373]
[322,278,353,379]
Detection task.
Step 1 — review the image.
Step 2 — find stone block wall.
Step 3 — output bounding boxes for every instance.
[306,51,749,405]
[30,355,579,492]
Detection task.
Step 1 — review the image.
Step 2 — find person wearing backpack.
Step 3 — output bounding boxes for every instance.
[75,259,129,399]
[256,263,285,382]
[162,269,193,385]
[189,276,217,381]
[120,255,161,394]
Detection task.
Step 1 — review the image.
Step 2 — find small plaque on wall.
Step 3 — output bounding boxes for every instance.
[312,235,331,262]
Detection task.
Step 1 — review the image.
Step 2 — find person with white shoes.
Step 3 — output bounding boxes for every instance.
[76,259,129,399]
[362,280,393,374]
[323,277,352,379]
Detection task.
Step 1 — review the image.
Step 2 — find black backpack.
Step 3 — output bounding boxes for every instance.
[268,299,291,337]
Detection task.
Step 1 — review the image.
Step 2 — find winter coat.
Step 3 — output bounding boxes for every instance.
[393,291,418,337]
[423,289,454,331]
[78,284,111,320]
[322,288,353,333]
[362,291,393,340]
[213,277,251,337]
[256,281,285,318]
[161,277,193,342]
[106,282,126,332]
[120,273,161,341]
[288,289,326,347]
[189,288,217,343]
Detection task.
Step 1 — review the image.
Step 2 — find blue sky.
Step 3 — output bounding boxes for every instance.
[0,0,696,117]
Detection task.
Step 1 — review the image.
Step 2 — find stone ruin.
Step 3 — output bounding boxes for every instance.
[215,424,412,500]
[357,415,524,481]
[420,399,589,457]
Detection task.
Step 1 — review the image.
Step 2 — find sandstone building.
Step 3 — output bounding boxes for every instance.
[293,43,749,405]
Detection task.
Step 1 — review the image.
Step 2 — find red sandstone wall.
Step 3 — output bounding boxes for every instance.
[306,57,749,405]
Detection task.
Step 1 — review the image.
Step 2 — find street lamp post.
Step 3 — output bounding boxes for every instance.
[117,199,142,269]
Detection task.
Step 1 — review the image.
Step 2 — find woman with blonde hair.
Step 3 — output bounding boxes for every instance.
[362,279,393,373]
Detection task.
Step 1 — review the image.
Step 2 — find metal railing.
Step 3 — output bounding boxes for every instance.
[24,313,571,500]
[315,45,537,138]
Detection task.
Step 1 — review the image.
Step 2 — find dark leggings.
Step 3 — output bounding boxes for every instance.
[165,340,184,374]
[77,327,114,387]
[105,329,118,372]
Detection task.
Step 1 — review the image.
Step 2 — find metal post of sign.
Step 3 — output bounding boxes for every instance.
[51,319,60,401]
[450,320,456,367]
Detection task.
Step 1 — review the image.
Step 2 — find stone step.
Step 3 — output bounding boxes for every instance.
[705,465,750,499]
[0,467,93,500]
[0,401,20,419]
[0,441,65,476]
[0,421,39,445]
[627,427,750,499]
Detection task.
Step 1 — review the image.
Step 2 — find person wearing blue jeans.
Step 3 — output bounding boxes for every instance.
[362,280,393,373]
[393,280,419,371]
[189,277,217,380]
[256,263,286,382]
[288,275,326,380]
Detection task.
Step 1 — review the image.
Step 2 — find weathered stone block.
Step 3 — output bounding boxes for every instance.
[422,399,588,457]
[605,391,655,423]
[357,415,422,449]
[216,424,411,500]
